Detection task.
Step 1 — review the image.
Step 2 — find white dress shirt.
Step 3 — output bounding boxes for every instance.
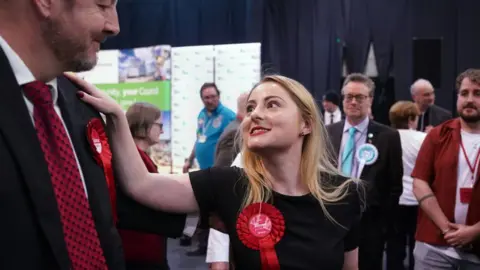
[0,35,88,194]
[205,153,243,263]
[324,107,342,125]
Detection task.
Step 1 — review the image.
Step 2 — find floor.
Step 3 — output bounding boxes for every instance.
[166,238,406,270]
[167,238,208,270]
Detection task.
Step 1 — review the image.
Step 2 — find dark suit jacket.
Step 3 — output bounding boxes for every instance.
[213,119,240,167]
[326,120,403,214]
[0,48,185,269]
[429,104,452,127]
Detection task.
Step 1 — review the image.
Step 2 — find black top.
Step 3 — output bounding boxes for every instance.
[189,166,363,270]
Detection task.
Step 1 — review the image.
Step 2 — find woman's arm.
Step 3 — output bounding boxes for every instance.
[66,73,199,213]
[342,248,358,270]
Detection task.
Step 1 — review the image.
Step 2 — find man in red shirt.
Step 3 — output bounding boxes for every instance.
[412,69,480,269]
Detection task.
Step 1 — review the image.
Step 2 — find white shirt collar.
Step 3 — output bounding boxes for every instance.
[0,35,58,103]
[344,116,369,133]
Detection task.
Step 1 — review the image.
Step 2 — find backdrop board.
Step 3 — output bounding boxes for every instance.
[214,43,262,111]
[78,45,173,173]
[170,45,215,173]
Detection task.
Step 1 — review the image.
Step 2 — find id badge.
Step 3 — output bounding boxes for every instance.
[198,135,207,143]
[460,187,473,204]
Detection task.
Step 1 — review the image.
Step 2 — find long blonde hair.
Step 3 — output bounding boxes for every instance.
[239,75,361,224]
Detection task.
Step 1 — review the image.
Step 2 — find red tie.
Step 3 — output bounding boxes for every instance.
[23,81,108,269]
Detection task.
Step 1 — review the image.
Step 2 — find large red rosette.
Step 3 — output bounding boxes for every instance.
[236,202,285,270]
[86,118,117,223]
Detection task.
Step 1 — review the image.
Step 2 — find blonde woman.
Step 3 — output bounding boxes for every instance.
[68,73,363,270]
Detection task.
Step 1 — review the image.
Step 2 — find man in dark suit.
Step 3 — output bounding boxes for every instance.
[410,79,452,132]
[0,1,185,269]
[326,73,403,270]
[213,92,248,167]
[321,91,344,125]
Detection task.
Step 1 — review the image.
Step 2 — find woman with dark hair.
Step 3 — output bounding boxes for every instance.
[119,102,182,270]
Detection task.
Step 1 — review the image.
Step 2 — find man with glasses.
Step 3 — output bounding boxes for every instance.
[182,82,236,256]
[326,73,403,270]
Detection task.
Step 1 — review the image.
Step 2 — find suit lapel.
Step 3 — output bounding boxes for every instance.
[0,49,71,268]
[56,77,112,247]
[329,121,344,166]
[360,121,381,179]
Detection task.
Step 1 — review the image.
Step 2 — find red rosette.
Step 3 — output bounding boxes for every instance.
[86,118,117,223]
[236,203,285,270]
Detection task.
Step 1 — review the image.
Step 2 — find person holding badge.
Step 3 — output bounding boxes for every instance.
[411,69,480,269]
[70,73,364,270]
[326,73,403,270]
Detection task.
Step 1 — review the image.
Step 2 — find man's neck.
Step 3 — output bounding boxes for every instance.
[346,116,368,127]
[460,119,480,134]
[417,103,430,114]
[327,107,338,114]
[261,142,308,196]
[0,23,59,82]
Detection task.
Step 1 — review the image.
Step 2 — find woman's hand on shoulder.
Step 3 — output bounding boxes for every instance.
[64,72,124,117]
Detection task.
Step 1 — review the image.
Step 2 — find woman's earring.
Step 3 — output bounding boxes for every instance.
[299,132,305,137]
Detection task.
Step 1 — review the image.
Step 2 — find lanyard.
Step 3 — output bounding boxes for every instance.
[460,140,480,184]
[200,115,214,136]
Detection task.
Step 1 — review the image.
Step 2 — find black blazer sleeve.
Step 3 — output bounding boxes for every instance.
[116,187,187,238]
[386,130,403,212]
[213,129,237,167]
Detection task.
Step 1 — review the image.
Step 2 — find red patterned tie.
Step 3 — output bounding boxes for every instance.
[23,81,108,269]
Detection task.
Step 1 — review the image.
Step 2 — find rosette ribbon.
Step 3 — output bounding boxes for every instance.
[236,203,285,270]
[86,118,117,223]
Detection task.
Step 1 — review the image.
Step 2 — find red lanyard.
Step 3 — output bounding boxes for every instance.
[460,140,480,184]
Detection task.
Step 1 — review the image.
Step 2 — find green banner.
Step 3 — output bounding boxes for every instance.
[96,81,171,111]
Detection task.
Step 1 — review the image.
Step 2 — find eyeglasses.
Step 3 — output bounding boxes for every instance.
[343,94,370,103]
[153,122,163,130]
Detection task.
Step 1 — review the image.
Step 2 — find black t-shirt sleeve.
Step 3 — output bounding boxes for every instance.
[344,181,363,252]
[344,216,360,251]
[189,166,242,214]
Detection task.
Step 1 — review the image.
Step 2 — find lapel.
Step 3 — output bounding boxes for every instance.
[329,121,344,164]
[56,77,111,231]
[359,120,381,179]
[0,49,71,268]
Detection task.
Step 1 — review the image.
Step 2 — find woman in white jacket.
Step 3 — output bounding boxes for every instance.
[386,101,427,270]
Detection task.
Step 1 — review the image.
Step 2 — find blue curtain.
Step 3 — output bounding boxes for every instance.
[103,0,480,117]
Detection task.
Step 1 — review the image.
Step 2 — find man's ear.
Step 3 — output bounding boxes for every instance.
[32,0,54,18]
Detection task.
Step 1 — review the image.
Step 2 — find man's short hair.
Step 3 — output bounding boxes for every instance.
[456,69,480,91]
[342,73,375,97]
[199,83,220,98]
[410,79,434,95]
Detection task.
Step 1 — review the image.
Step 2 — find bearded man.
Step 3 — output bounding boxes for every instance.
[0,1,186,269]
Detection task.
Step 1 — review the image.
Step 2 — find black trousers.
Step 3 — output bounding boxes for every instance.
[196,212,210,250]
[359,209,387,270]
[386,205,418,270]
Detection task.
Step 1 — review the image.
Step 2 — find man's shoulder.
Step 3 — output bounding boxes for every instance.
[326,120,344,133]
[57,76,102,119]
[368,121,400,141]
[219,105,235,119]
[431,104,452,116]
[428,118,459,140]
